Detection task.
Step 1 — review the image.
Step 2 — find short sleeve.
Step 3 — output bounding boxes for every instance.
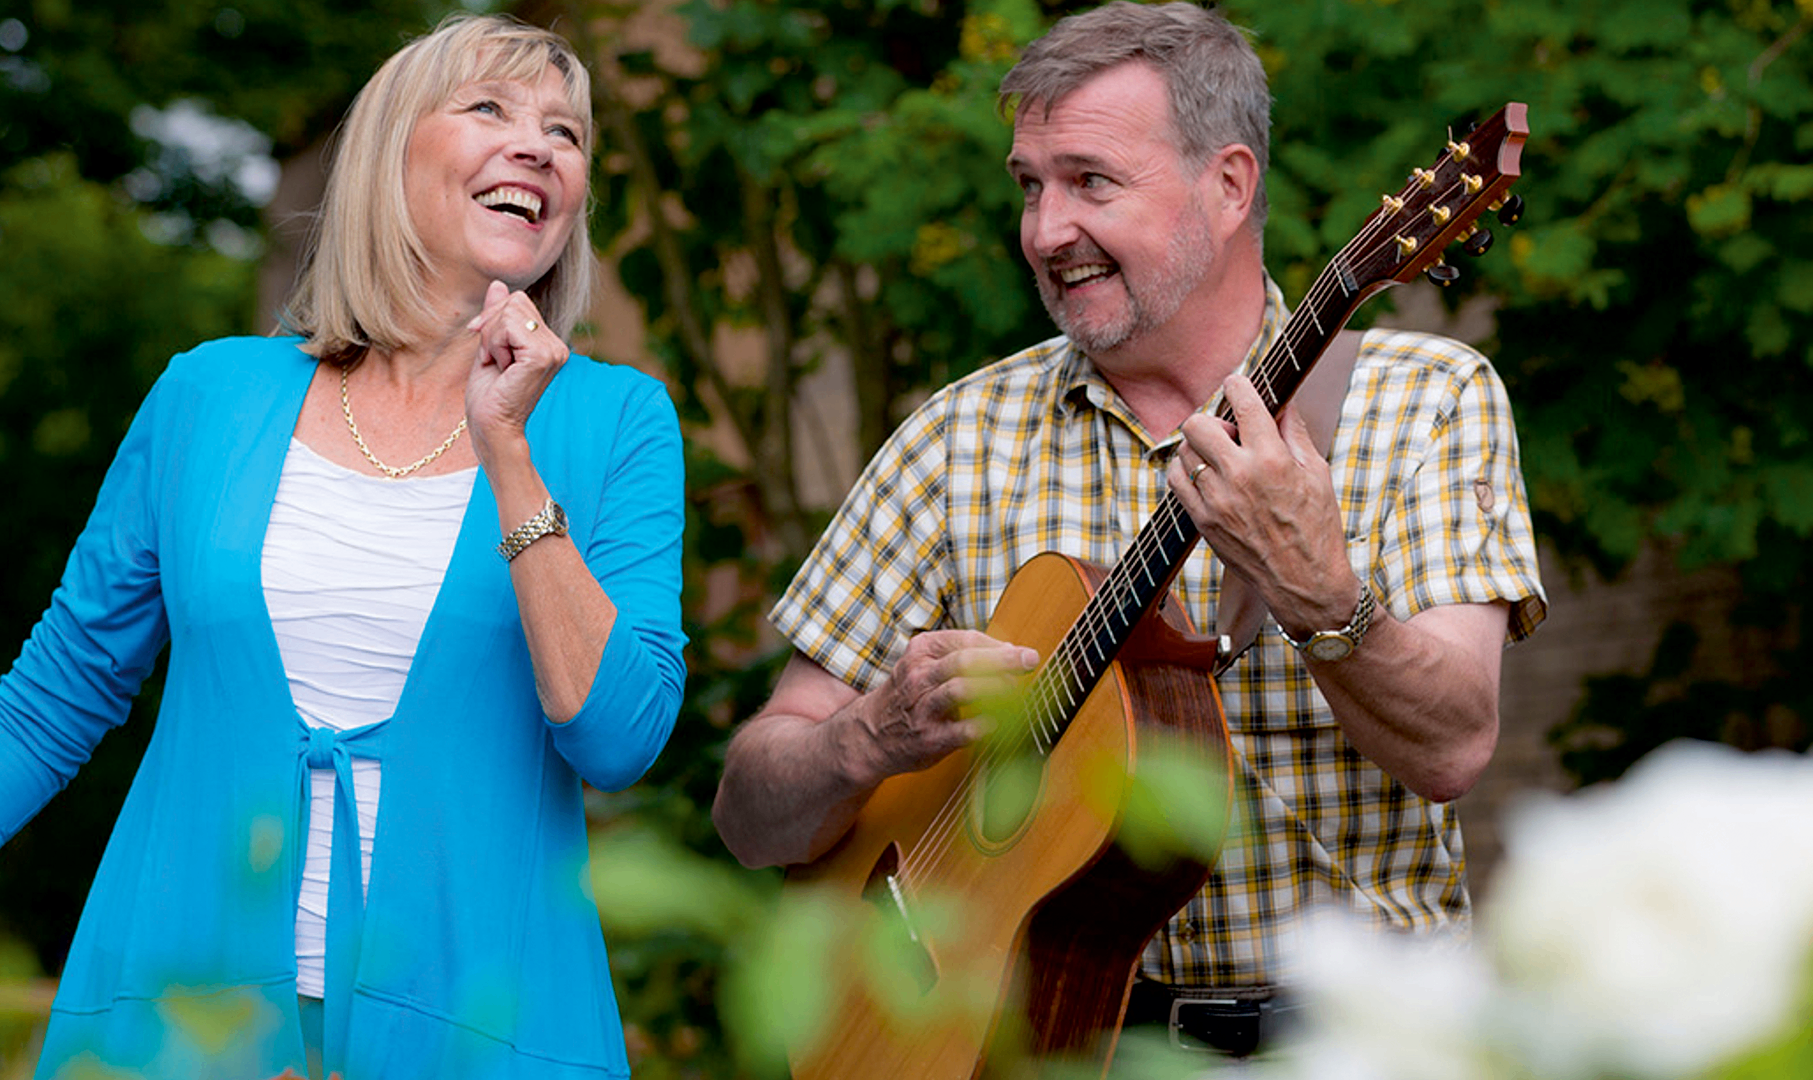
[1359,338,1546,642]
[770,401,956,692]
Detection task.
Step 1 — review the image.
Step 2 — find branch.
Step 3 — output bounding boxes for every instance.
[591,75,752,442]
[739,168,811,554]
[1731,13,1811,180]
[834,259,897,459]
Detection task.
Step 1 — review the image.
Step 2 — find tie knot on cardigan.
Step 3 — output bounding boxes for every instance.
[305,724,338,770]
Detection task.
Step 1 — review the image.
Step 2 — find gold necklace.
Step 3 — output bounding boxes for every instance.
[339,364,468,480]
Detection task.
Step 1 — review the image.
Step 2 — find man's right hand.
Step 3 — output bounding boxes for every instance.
[712,632,1038,868]
[846,630,1041,786]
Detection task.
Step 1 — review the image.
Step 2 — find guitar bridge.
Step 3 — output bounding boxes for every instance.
[884,873,921,944]
[861,844,939,993]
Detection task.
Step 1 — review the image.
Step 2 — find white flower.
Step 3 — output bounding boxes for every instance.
[1257,909,1497,1080]
[1485,739,1813,1078]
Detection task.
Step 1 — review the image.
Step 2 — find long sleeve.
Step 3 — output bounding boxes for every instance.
[0,376,171,843]
[545,376,687,793]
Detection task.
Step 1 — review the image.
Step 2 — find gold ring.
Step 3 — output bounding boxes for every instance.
[524,319,539,333]
[1189,462,1208,482]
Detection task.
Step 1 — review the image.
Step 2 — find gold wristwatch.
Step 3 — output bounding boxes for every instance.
[1279,587,1376,663]
[497,497,568,562]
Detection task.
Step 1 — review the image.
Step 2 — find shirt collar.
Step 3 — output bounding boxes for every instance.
[1056,275,1292,453]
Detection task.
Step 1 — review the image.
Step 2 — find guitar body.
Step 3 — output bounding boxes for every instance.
[786,552,1232,1080]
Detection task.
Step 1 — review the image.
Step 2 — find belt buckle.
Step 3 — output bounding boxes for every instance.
[1167,996,1264,1055]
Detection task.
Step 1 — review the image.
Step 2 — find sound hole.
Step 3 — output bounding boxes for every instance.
[975,745,1044,846]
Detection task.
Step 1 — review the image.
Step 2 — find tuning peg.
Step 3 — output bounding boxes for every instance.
[1494,193,1525,226]
[1426,261,1461,287]
[1461,228,1495,257]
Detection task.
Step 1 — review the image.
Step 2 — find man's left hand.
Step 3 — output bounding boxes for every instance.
[1167,372,1360,637]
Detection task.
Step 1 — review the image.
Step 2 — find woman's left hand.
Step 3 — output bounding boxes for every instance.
[465,279,568,468]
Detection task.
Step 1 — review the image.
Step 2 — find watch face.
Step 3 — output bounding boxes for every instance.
[549,502,569,534]
[1306,634,1354,662]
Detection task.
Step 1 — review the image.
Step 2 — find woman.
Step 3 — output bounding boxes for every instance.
[0,14,685,1079]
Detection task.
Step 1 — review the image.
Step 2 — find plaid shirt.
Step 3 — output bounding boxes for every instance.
[771,279,1546,986]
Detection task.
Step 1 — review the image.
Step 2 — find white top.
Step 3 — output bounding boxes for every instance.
[261,438,476,999]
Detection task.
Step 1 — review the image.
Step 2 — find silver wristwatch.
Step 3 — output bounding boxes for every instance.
[1279,587,1376,663]
[497,497,568,562]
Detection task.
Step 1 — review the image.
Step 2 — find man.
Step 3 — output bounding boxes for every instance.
[712,0,1545,1059]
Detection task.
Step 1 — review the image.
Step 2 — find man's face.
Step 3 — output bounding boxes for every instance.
[1008,62,1217,360]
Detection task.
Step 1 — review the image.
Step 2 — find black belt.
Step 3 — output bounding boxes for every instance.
[1122,979,1302,1057]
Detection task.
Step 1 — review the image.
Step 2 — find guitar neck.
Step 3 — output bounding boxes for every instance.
[1219,248,1379,422]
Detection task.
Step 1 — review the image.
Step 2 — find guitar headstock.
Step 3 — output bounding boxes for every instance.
[1342,102,1528,293]
[1239,102,1532,424]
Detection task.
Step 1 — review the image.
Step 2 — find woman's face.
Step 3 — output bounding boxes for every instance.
[403,64,587,306]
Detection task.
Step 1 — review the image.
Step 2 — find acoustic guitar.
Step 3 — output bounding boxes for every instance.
[784,103,1530,1080]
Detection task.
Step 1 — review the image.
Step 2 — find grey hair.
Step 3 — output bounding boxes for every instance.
[1000,1,1271,229]
[283,13,596,364]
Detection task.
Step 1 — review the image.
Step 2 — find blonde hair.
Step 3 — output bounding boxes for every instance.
[284,14,596,363]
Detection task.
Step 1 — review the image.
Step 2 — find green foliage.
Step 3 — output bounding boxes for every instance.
[1113,733,1230,870]
[0,933,49,1071]
[715,886,840,1076]
[582,0,1051,565]
[589,733,1225,1079]
[1552,598,1813,787]
[2,0,459,169]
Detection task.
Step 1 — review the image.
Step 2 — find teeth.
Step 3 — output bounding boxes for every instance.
[476,187,542,224]
[1059,263,1112,284]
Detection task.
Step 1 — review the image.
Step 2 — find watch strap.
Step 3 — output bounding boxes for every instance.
[1279,586,1376,659]
[497,497,567,562]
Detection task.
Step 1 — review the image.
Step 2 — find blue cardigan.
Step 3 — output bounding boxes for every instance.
[0,337,687,1079]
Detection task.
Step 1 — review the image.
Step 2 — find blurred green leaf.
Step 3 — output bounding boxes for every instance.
[1114,733,1229,870]
[718,889,843,1078]
[591,827,767,940]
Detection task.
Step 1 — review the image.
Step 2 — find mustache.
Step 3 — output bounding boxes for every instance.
[1039,244,1116,277]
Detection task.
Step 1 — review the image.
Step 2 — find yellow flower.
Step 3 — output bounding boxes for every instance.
[911,222,968,276]
[959,13,1017,65]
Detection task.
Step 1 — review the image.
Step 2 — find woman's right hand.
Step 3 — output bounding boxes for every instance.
[464,279,568,470]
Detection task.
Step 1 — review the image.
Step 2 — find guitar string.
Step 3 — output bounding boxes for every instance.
[891,156,1483,897]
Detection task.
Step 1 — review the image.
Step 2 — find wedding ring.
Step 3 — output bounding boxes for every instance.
[1189,462,1208,482]
[524,319,539,333]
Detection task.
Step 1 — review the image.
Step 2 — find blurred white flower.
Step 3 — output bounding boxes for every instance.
[1485,739,1813,1078]
[128,99,279,206]
[1257,910,1497,1080]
